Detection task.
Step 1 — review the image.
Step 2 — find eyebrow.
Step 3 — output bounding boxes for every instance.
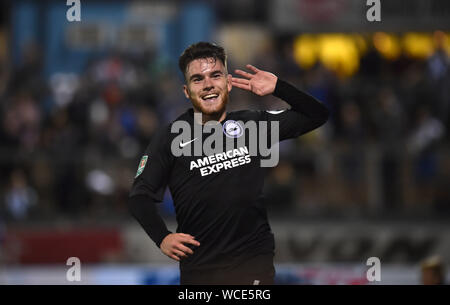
[189,70,224,82]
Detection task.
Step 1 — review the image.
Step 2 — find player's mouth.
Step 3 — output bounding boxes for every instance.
[201,93,220,103]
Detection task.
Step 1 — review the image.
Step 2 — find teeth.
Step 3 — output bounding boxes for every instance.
[203,94,218,100]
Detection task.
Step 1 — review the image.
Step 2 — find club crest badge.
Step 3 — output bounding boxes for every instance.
[223,120,244,138]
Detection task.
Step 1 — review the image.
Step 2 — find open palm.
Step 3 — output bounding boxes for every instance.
[231,64,278,96]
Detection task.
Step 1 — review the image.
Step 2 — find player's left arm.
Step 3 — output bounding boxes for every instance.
[232,64,329,139]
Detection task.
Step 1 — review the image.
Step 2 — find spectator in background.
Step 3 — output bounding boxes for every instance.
[433,154,450,216]
[303,64,334,116]
[359,44,383,79]
[8,42,47,101]
[337,100,366,207]
[421,255,446,285]
[371,87,405,211]
[408,105,445,206]
[4,169,37,220]
[427,31,450,133]
[3,92,42,152]
[277,37,303,80]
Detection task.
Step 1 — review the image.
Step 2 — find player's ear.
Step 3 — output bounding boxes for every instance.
[227,74,232,92]
[183,84,190,99]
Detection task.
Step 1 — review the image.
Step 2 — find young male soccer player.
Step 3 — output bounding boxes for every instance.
[129,42,329,284]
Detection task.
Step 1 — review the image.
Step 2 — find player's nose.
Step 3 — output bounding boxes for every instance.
[202,77,214,90]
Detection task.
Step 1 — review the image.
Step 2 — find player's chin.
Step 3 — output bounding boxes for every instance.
[198,100,227,115]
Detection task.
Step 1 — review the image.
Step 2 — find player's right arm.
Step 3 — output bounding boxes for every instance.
[128,125,199,261]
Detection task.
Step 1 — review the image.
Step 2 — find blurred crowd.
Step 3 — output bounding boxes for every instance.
[0,34,449,224]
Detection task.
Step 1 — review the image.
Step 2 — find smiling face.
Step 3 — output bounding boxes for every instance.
[183,57,232,120]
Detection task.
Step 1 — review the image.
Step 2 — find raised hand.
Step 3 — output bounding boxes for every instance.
[160,233,200,261]
[231,64,278,96]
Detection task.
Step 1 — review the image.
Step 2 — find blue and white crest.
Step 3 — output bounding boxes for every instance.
[222,120,244,138]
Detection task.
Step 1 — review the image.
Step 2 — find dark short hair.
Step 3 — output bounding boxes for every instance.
[178,42,227,79]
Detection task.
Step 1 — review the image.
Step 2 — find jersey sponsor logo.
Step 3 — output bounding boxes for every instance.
[190,146,252,176]
[135,155,148,178]
[179,138,198,148]
[223,120,244,138]
[171,113,280,167]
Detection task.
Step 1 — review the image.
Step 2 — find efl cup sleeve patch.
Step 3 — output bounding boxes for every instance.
[135,155,148,178]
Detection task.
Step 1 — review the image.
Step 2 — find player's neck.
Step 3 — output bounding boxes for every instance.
[194,110,227,125]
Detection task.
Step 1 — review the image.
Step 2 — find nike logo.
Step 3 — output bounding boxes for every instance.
[179,138,198,148]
